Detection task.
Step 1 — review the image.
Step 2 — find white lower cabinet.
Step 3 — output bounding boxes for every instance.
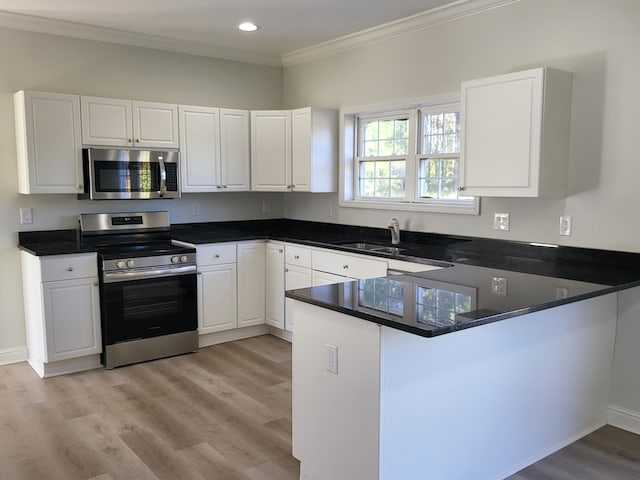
[266,241,286,329]
[285,263,313,333]
[196,243,238,334]
[237,241,266,327]
[198,263,237,334]
[20,251,102,378]
[312,270,355,286]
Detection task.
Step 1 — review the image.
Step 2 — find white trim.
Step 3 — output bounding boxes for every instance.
[340,199,479,215]
[0,10,282,67]
[0,346,28,366]
[198,324,270,348]
[281,0,522,66]
[607,405,640,435]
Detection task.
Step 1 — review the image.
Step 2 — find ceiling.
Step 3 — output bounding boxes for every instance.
[0,0,462,65]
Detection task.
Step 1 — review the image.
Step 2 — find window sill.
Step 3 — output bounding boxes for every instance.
[340,199,480,215]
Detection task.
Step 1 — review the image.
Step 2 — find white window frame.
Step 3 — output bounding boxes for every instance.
[340,94,480,215]
[354,109,416,202]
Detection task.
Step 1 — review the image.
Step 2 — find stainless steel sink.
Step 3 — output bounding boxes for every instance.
[340,242,405,255]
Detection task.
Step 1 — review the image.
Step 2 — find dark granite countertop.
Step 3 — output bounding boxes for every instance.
[19,218,640,337]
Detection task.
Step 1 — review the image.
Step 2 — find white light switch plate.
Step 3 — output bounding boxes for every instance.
[559,216,572,236]
[19,207,33,224]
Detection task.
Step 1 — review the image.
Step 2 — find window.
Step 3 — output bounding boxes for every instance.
[357,114,411,199]
[342,98,479,215]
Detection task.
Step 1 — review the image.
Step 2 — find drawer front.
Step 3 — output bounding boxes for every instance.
[312,249,387,279]
[286,244,312,268]
[40,253,98,282]
[196,243,237,266]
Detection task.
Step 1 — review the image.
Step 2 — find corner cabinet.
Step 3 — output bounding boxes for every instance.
[251,107,338,192]
[14,91,84,194]
[459,67,573,197]
[179,106,250,193]
[81,96,179,148]
[20,251,102,378]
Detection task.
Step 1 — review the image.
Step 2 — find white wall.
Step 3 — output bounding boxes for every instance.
[282,0,640,253]
[0,27,285,355]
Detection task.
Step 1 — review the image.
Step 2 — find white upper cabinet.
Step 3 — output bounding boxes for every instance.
[459,67,573,197]
[81,96,179,148]
[291,107,338,192]
[179,105,221,192]
[251,110,292,191]
[251,107,338,192]
[14,90,83,194]
[179,106,250,193]
[219,108,250,191]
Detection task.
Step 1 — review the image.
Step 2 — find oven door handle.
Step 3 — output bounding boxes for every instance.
[103,265,196,283]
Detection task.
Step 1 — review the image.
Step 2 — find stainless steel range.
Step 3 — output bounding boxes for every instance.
[79,211,198,369]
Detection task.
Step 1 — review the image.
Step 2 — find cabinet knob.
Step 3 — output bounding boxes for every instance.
[279,249,284,253]
[343,264,349,269]
[214,254,220,258]
[136,139,140,143]
[128,138,132,143]
[67,267,74,272]
[458,186,465,191]
[294,255,300,259]
[93,282,98,286]
[78,185,83,189]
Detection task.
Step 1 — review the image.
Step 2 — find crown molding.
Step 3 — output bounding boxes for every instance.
[281,0,521,67]
[0,10,282,67]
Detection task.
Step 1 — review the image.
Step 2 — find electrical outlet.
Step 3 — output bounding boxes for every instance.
[494,213,510,231]
[325,343,338,374]
[19,207,33,224]
[556,287,569,299]
[559,216,572,236]
[491,276,507,296]
[191,202,200,216]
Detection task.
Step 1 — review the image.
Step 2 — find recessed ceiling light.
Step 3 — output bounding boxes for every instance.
[238,22,259,32]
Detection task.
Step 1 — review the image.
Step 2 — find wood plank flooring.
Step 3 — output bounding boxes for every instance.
[0,335,298,480]
[2,334,640,480]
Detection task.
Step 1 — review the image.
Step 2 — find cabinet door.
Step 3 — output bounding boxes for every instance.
[251,110,291,191]
[42,278,101,362]
[179,105,221,192]
[265,242,285,329]
[133,101,179,148]
[198,263,237,334]
[81,96,133,147]
[285,265,312,332]
[15,91,83,194]
[291,107,312,191]
[237,241,266,328]
[460,68,544,197]
[220,108,250,192]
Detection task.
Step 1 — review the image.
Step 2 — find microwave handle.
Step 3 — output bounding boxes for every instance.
[159,159,166,198]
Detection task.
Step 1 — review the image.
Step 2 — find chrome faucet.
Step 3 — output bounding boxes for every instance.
[387,218,400,245]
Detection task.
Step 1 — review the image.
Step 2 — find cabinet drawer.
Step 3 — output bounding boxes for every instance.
[196,243,236,266]
[286,244,312,268]
[312,249,387,279]
[40,253,98,282]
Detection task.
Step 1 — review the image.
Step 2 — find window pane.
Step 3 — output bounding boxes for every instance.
[379,139,394,156]
[389,161,405,178]
[364,140,378,157]
[375,178,390,197]
[364,121,378,141]
[422,110,460,155]
[376,161,389,178]
[390,179,404,198]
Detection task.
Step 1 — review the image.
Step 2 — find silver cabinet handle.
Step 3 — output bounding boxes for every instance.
[294,255,300,259]
[214,254,220,258]
[458,186,465,191]
[343,264,349,269]
[67,267,74,272]
[279,249,284,253]
[127,138,132,143]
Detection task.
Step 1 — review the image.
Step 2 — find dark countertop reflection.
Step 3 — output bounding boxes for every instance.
[286,264,619,337]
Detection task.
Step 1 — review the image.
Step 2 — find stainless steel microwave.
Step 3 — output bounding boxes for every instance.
[79,148,180,200]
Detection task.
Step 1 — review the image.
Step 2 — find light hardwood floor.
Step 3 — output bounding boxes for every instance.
[2,335,640,480]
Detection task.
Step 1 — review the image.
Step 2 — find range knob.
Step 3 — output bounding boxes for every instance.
[126,259,135,268]
[180,255,189,263]
[116,260,126,269]
[171,256,180,264]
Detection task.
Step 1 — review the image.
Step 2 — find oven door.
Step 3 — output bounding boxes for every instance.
[101,273,197,345]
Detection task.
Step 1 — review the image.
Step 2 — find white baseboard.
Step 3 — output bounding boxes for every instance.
[0,347,28,366]
[607,405,640,435]
[269,326,293,343]
[198,324,270,348]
